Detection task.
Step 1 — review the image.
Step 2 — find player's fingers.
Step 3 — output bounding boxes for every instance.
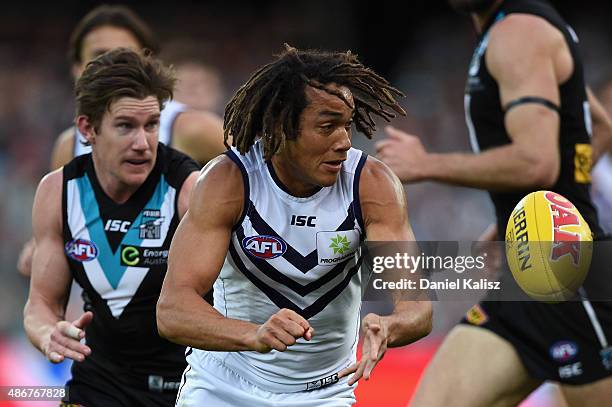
[272,328,298,347]
[337,362,358,379]
[73,311,94,329]
[49,342,87,363]
[385,125,409,139]
[348,361,367,386]
[304,327,314,341]
[363,357,378,380]
[51,329,91,355]
[47,351,64,364]
[263,335,289,352]
[283,309,312,333]
[281,319,309,338]
[58,321,83,340]
[374,139,394,153]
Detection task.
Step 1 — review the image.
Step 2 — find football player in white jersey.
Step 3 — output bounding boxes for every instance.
[157,45,433,406]
[17,5,225,277]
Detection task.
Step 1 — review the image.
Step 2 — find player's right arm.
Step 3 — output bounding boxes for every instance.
[157,156,313,352]
[23,170,92,363]
[50,127,76,170]
[377,15,567,191]
[16,128,76,277]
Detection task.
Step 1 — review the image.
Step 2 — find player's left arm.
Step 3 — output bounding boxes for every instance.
[172,110,226,165]
[587,87,612,162]
[339,157,432,385]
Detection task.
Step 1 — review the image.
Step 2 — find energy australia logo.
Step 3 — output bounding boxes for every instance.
[317,230,360,265]
[139,209,164,239]
[120,245,169,267]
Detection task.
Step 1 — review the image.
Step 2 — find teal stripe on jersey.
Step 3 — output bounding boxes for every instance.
[76,174,170,289]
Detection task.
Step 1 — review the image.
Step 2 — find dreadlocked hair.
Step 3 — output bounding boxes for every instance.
[224,44,406,159]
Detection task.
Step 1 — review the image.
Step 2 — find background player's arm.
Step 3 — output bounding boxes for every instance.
[378,15,565,191]
[50,127,76,170]
[587,87,612,162]
[340,158,432,385]
[157,156,312,352]
[172,110,226,165]
[23,171,92,363]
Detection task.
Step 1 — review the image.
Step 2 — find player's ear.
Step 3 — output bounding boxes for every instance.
[76,115,97,145]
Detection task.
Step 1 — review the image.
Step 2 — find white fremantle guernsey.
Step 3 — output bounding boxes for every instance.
[197,140,369,392]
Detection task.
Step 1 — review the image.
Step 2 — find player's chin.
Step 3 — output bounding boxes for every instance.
[315,172,340,188]
[120,167,152,186]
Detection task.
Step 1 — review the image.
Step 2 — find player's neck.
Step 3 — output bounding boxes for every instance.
[91,156,139,204]
[472,0,503,34]
[270,156,321,198]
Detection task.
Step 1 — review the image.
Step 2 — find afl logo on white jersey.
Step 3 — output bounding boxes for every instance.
[242,235,287,259]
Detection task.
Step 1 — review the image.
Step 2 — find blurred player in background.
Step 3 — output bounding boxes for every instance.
[160,39,226,114]
[18,4,225,278]
[157,45,432,406]
[24,49,199,406]
[591,73,612,233]
[377,0,612,405]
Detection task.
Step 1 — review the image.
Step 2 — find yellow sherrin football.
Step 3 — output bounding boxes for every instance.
[505,191,593,302]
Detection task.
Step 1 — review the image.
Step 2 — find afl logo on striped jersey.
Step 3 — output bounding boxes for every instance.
[65,238,99,262]
[242,235,287,259]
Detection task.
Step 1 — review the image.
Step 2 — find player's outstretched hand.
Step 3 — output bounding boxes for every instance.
[42,311,93,363]
[375,126,428,183]
[338,313,388,385]
[252,309,314,353]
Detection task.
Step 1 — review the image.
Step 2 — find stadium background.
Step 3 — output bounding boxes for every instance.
[1,1,611,405]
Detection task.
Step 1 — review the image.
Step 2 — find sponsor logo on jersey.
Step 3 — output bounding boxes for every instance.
[139,209,164,239]
[550,340,579,363]
[290,215,317,227]
[465,304,488,326]
[242,235,287,259]
[574,143,592,184]
[65,238,99,262]
[104,219,131,233]
[559,362,583,379]
[305,373,339,391]
[120,245,169,267]
[317,229,360,265]
[148,375,181,392]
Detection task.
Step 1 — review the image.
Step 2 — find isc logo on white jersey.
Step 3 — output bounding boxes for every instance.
[105,219,131,232]
[242,235,287,259]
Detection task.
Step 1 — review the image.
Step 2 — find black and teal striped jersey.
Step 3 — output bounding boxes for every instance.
[62,143,198,375]
[464,0,603,238]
